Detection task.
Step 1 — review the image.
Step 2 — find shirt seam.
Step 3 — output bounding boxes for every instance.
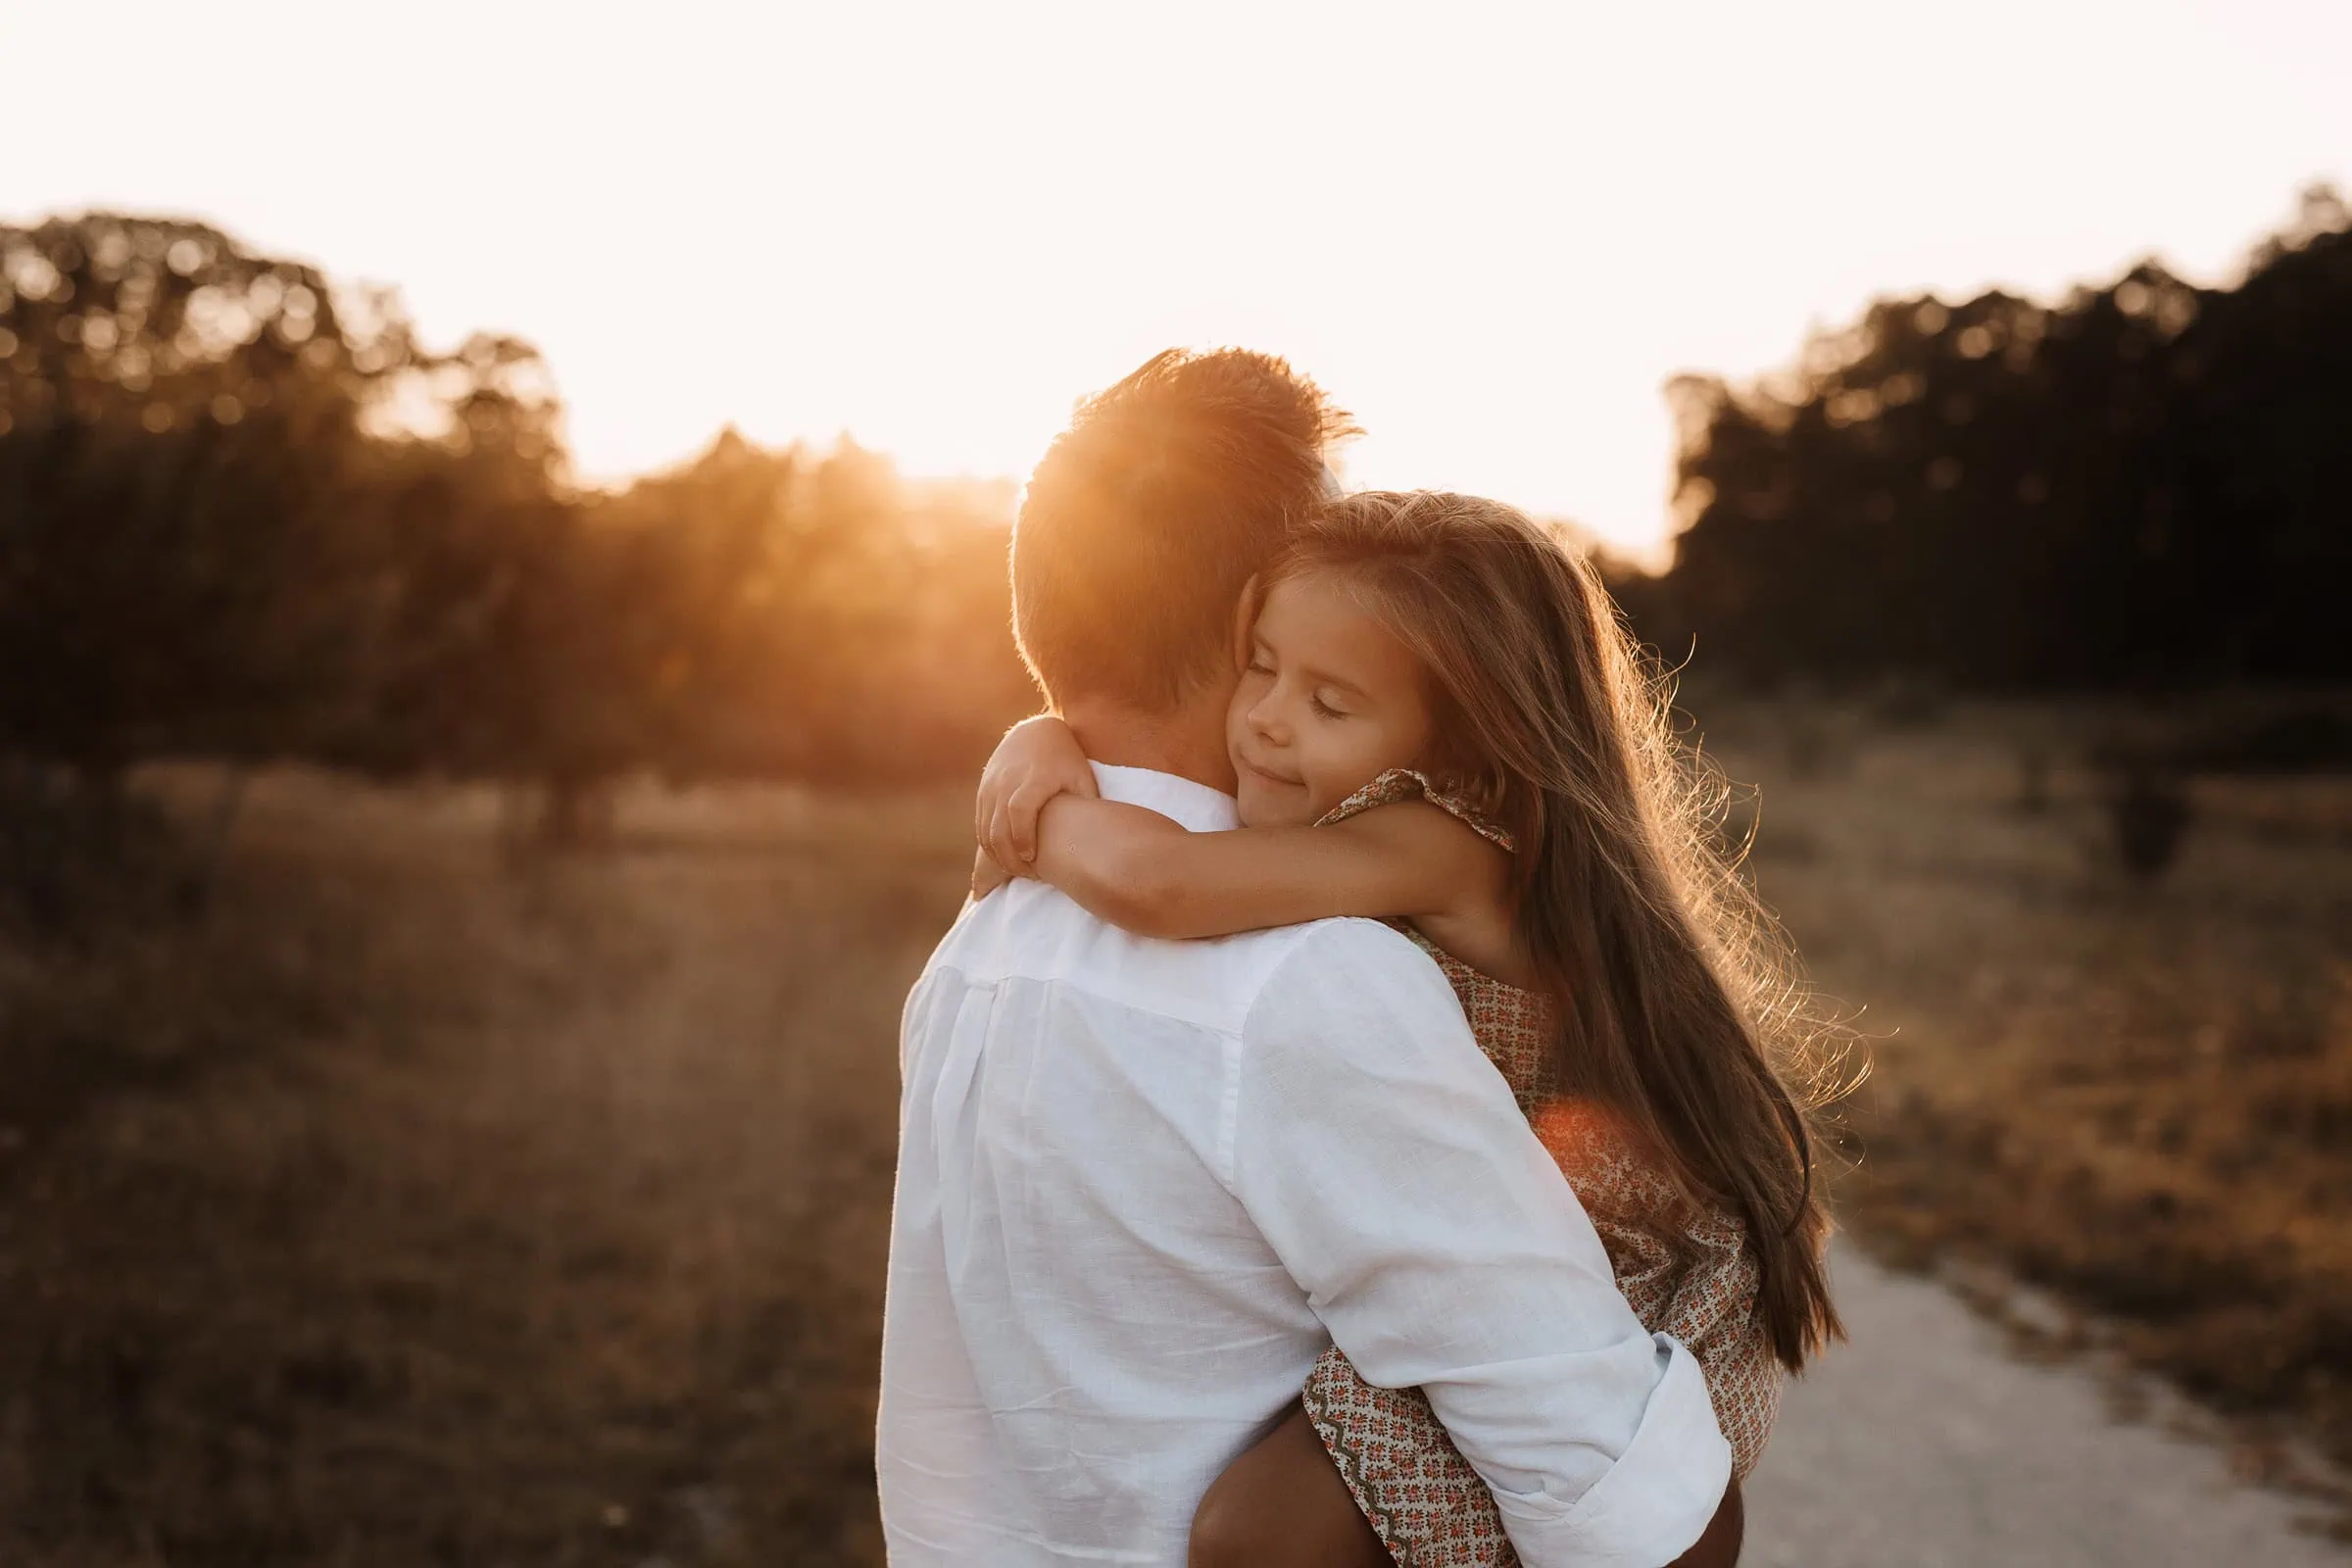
[1215,1027,1243,1194]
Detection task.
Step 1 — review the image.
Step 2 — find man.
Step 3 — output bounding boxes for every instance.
[877,349,1732,1565]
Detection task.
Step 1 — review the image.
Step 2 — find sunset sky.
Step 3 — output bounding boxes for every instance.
[12,0,2349,560]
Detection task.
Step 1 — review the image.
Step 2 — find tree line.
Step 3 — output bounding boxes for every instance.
[1638,185,2352,692]
[7,196,2346,830]
[0,213,1035,832]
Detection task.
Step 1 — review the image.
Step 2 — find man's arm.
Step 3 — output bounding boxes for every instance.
[1232,922,1731,1568]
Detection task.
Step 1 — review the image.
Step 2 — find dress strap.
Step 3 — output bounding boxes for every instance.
[1315,768,1515,853]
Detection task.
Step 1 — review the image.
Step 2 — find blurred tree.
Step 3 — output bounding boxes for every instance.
[0,216,407,786]
[1654,185,2352,692]
[592,433,1030,793]
[0,211,1083,832]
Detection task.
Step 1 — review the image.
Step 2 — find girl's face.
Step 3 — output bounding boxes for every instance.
[1227,570,1438,827]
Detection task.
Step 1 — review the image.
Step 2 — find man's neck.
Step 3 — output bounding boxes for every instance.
[1058,691,1237,796]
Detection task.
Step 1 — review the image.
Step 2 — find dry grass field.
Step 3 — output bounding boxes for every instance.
[0,772,968,1567]
[1,700,2345,1562]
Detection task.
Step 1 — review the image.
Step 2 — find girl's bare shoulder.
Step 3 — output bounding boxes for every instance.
[1318,801,1525,983]
[1324,793,1510,896]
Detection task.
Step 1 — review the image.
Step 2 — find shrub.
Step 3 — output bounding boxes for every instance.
[2101,762,2193,881]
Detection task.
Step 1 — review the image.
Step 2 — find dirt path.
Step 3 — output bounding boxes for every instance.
[1745,1240,2349,1567]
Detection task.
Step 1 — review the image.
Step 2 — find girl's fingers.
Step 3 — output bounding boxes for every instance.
[975,768,1004,849]
[987,800,1024,877]
[1006,781,1056,862]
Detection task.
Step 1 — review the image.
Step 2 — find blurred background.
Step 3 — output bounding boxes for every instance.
[4,2,2349,1563]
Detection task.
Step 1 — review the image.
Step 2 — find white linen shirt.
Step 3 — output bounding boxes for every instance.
[877,764,1729,1567]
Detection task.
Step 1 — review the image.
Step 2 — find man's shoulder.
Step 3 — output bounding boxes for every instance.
[1242,916,1463,1031]
[1258,912,1436,973]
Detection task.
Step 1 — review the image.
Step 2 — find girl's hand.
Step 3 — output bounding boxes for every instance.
[976,714,1097,872]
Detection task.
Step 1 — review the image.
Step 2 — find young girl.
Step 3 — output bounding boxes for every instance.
[974,490,1842,1567]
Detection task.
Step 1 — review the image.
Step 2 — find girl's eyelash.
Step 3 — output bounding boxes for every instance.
[1310,696,1344,719]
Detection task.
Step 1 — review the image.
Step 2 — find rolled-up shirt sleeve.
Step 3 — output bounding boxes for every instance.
[1231,920,1731,1568]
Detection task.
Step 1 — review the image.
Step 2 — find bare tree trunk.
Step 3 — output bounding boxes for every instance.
[175,763,251,915]
[532,772,617,853]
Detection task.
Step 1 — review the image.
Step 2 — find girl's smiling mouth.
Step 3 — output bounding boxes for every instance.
[1237,755,1302,789]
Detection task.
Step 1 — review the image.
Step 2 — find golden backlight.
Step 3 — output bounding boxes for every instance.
[8,0,2347,562]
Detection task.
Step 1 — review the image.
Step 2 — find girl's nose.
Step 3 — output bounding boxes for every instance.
[1248,691,1289,747]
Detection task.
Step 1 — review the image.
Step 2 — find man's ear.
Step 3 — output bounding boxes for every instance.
[1231,575,1262,671]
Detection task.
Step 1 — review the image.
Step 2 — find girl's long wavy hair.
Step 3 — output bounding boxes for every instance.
[1269,491,1848,1369]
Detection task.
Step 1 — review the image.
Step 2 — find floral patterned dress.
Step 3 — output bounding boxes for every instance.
[1299,770,1781,1567]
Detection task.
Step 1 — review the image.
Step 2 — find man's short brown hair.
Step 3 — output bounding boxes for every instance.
[1012,349,1351,710]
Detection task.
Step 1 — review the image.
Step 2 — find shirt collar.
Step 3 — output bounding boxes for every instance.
[1090,762,1240,833]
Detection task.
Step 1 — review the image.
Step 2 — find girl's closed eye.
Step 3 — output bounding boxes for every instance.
[1309,693,1348,720]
